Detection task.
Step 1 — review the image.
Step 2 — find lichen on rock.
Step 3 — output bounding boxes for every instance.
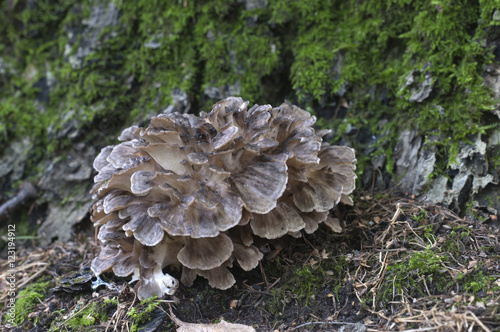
[90,97,356,299]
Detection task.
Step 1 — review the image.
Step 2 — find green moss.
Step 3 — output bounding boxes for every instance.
[262,256,285,276]
[13,280,50,325]
[103,296,119,306]
[62,302,109,329]
[265,263,326,319]
[1,0,499,190]
[289,266,322,306]
[321,255,350,298]
[269,0,499,176]
[412,209,429,223]
[457,270,494,293]
[127,296,161,332]
[379,250,449,304]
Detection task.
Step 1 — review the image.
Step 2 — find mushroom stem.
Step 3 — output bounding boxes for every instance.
[152,265,179,296]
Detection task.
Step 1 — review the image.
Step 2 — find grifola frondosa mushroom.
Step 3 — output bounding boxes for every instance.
[91,97,356,300]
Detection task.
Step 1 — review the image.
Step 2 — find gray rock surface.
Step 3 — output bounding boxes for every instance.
[404,65,434,103]
[483,63,500,119]
[395,129,436,196]
[237,0,267,11]
[423,135,498,214]
[0,138,33,187]
[204,81,242,100]
[389,126,499,218]
[64,2,120,69]
[162,88,191,114]
[37,143,95,245]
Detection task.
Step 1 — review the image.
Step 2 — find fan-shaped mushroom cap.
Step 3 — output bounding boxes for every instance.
[180,266,197,287]
[323,216,343,233]
[120,205,164,246]
[231,242,263,271]
[177,234,233,270]
[292,172,343,213]
[112,241,142,277]
[232,159,288,214]
[97,223,134,251]
[90,97,356,300]
[102,191,135,214]
[196,265,236,290]
[237,224,254,246]
[91,245,123,275]
[301,211,329,234]
[250,202,305,239]
[318,146,357,196]
[93,146,113,172]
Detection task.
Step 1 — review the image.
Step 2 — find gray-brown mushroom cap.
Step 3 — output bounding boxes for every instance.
[232,159,288,214]
[250,201,305,239]
[231,243,263,271]
[196,265,236,290]
[90,96,356,300]
[177,233,234,270]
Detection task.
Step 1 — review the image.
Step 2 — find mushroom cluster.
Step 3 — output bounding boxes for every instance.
[90,97,356,300]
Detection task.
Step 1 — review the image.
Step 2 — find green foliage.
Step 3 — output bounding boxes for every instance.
[407,250,445,272]
[0,0,498,181]
[62,301,109,329]
[127,296,161,332]
[382,249,449,302]
[288,266,322,306]
[452,269,500,294]
[412,209,429,223]
[14,281,50,325]
[443,224,473,252]
[264,258,321,317]
[269,0,499,174]
[103,296,119,305]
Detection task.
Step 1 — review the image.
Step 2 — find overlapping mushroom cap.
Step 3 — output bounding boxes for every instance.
[91,97,356,300]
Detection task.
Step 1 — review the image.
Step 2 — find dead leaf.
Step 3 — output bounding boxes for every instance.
[364,318,375,325]
[177,320,255,332]
[476,301,486,309]
[169,306,255,332]
[468,260,477,270]
[229,299,239,309]
[321,249,329,259]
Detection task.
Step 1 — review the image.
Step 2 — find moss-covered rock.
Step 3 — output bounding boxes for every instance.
[1,0,499,239]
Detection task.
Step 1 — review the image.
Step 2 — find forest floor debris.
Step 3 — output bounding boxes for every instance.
[1,191,499,331]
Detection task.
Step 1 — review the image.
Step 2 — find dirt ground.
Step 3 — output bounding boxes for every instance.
[1,191,499,331]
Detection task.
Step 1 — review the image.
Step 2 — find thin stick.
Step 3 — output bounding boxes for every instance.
[465,311,491,332]
[17,265,49,290]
